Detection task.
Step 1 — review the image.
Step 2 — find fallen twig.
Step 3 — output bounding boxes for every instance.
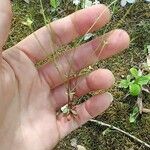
[90,119,150,149]
[143,108,150,113]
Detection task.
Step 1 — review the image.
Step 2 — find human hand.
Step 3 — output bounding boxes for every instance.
[0,1,130,150]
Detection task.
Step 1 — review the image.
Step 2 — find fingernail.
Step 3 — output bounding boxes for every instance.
[104,92,113,103]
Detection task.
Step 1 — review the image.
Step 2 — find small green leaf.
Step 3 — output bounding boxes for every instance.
[129,84,141,96]
[129,107,139,123]
[22,18,33,28]
[119,80,129,88]
[137,76,150,85]
[127,75,132,82]
[50,0,59,8]
[61,104,69,114]
[144,74,150,80]
[130,67,138,78]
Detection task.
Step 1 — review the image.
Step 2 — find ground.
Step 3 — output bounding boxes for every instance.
[6,0,150,149]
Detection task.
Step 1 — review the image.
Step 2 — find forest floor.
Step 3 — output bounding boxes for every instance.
[7,0,150,150]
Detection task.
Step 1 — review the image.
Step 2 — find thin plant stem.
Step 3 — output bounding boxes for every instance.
[70,38,108,93]
[115,4,134,29]
[70,2,134,94]
[68,0,118,92]
[69,0,118,65]
[90,119,150,149]
[39,0,68,87]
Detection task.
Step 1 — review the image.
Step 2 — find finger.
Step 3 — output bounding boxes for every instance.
[51,69,115,110]
[16,4,111,62]
[57,92,113,139]
[0,0,12,56]
[40,29,130,88]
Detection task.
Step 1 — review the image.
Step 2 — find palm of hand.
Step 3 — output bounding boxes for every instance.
[0,1,129,150]
[1,50,59,149]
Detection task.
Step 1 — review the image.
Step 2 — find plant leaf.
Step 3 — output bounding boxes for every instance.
[127,75,132,82]
[119,80,130,88]
[137,76,150,86]
[129,107,139,123]
[22,18,33,28]
[129,84,141,96]
[50,0,59,8]
[130,67,139,78]
[144,74,150,80]
[24,0,30,3]
[61,104,69,114]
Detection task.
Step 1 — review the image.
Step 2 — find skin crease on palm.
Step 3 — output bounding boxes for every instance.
[0,1,130,150]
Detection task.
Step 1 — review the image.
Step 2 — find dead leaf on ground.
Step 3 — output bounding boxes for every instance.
[137,97,143,114]
[77,145,87,150]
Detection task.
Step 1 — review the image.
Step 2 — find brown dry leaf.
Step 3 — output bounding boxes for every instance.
[77,145,87,150]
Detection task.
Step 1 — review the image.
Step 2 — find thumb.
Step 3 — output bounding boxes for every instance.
[0,0,12,56]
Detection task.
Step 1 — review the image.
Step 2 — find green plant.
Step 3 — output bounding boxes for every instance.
[119,67,150,123]
[129,106,139,123]
[50,0,59,8]
[119,67,150,96]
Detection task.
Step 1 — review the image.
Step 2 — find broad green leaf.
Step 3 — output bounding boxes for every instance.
[130,67,139,78]
[119,80,129,88]
[50,0,59,8]
[137,76,150,85]
[129,84,141,96]
[129,107,139,123]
